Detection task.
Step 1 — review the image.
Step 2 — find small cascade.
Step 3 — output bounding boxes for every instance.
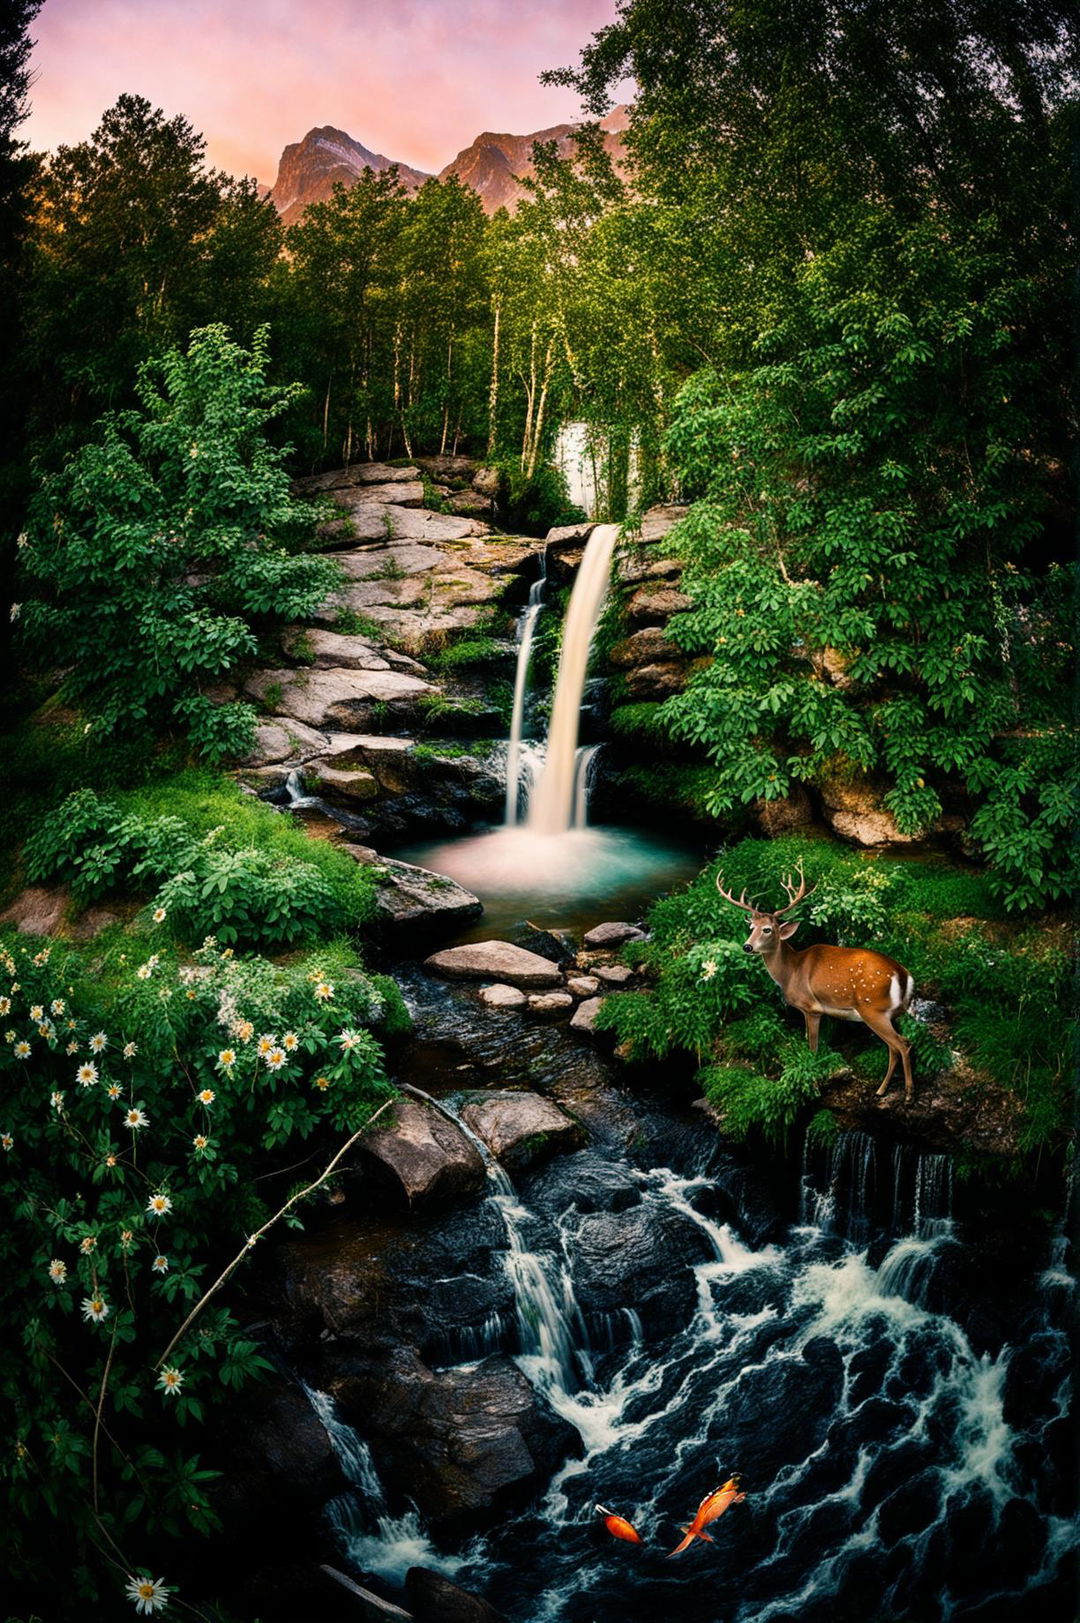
[571,743,602,830]
[800,1127,955,1241]
[283,767,322,811]
[528,523,619,836]
[504,551,547,826]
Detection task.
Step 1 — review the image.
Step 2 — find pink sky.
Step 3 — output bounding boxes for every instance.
[24,0,625,185]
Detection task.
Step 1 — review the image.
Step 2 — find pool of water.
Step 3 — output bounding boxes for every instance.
[393,822,702,942]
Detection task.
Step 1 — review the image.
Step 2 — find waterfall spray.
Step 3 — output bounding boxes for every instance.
[504,552,547,826]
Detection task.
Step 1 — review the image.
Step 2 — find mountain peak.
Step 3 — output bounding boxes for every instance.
[270,126,432,226]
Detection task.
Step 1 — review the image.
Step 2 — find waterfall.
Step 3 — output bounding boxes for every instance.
[504,552,547,826]
[528,524,619,836]
[572,743,602,830]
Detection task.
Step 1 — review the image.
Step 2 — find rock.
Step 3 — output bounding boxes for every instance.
[69,905,122,940]
[0,886,69,936]
[752,784,816,836]
[544,522,594,546]
[413,454,479,483]
[570,997,606,1036]
[424,941,563,989]
[282,626,427,674]
[568,1203,713,1334]
[446,490,493,518]
[625,662,688,700]
[321,734,417,794]
[339,542,450,579]
[594,965,634,987]
[243,667,433,730]
[213,1380,348,1548]
[459,1091,580,1169]
[518,924,577,965]
[616,551,682,586]
[406,1568,509,1623]
[332,1350,578,1533]
[358,1096,486,1208]
[321,1568,414,1620]
[242,716,332,766]
[818,773,920,848]
[340,846,483,934]
[582,921,646,949]
[526,991,575,1016]
[478,983,528,1010]
[296,462,421,491]
[608,625,681,668]
[567,975,601,997]
[345,480,424,507]
[638,503,688,542]
[304,759,380,803]
[625,585,693,623]
[379,507,490,543]
[471,466,502,497]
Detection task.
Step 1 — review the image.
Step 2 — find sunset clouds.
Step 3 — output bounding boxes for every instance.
[25,0,625,184]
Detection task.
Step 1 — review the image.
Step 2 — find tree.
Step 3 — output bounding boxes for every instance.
[18,325,338,759]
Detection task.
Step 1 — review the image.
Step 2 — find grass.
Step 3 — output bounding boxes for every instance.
[333,609,385,639]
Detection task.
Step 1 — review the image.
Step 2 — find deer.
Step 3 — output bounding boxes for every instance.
[715,864,916,1101]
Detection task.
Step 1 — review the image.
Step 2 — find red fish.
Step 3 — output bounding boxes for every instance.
[595,1503,643,1544]
[667,1475,745,1556]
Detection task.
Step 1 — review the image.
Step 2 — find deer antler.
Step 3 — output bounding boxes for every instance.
[774,861,814,916]
[715,872,755,913]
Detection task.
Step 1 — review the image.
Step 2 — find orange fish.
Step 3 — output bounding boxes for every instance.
[667,1475,745,1556]
[595,1503,644,1544]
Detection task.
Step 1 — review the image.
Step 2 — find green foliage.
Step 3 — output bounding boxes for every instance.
[23,775,375,946]
[0,931,395,1609]
[491,458,585,536]
[430,636,507,671]
[17,325,340,758]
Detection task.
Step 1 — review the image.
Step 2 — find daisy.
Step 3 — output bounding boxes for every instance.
[89,1032,108,1054]
[120,1229,134,1250]
[312,1075,331,1091]
[14,1040,30,1058]
[700,959,718,982]
[135,963,153,980]
[76,1062,98,1087]
[106,1083,122,1100]
[146,1193,172,1218]
[157,1367,183,1396]
[65,1041,78,1055]
[124,1574,171,1615]
[0,997,8,1015]
[282,1031,299,1051]
[217,1049,236,1069]
[81,1295,109,1324]
[151,1254,169,1274]
[29,1004,43,1022]
[196,1088,215,1107]
[124,1108,149,1131]
[51,999,65,1015]
[50,1091,65,1110]
[80,1235,97,1254]
[265,1047,286,1072]
[123,1041,137,1059]
[256,1034,274,1057]
[103,1153,118,1170]
[314,980,334,1001]
[48,1259,67,1284]
[1,1132,13,1151]
[152,907,167,924]
[337,1029,361,1052]
[235,1020,254,1043]
[37,1022,54,1039]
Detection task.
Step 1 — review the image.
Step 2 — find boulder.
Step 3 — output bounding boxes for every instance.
[332,1350,578,1532]
[243,667,433,730]
[296,462,421,491]
[566,975,601,997]
[582,921,646,949]
[340,845,483,934]
[594,965,634,987]
[406,1569,509,1623]
[543,522,594,546]
[478,983,528,1010]
[570,997,606,1036]
[446,490,493,518]
[424,941,563,989]
[242,717,331,766]
[608,625,681,668]
[343,480,424,507]
[460,1091,580,1169]
[625,661,687,700]
[414,454,480,483]
[568,1203,713,1335]
[638,503,689,542]
[616,552,682,586]
[379,507,490,543]
[818,774,920,848]
[339,542,450,580]
[0,886,69,936]
[304,759,380,804]
[753,784,816,836]
[471,466,502,497]
[323,734,418,794]
[282,625,427,674]
[526,991,575,1016]
[358,1096,486,1208]
[625,585,693,623]
[213,1381,348,1548]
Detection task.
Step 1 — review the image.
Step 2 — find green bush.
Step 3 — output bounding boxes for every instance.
[0,932,396,1611]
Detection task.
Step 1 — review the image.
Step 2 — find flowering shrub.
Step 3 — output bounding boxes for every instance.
[0,932,401,1614]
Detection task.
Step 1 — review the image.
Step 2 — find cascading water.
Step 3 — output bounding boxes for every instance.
[504,551,547,826]
[527,524,619,836]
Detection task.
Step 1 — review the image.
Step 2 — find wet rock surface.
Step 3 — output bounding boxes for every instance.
[406,1568,509,1623]
[424,941,564,988]
[566,1202,714,1334]
[459,1090,581,1169]
[340,845,483,936]
[357,1095,487,1208]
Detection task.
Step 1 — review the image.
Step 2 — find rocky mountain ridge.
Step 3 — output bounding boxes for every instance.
[270,105,630,223]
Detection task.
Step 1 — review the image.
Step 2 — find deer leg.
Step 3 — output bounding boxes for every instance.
[804,1011,821,1054]
[862,1008,913,1101]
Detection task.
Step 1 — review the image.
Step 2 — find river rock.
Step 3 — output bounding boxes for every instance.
[567,1203,713,1335]
[243,716,332,766]
[282,625,427,674]
[594,964,635,986]
[527,991,575,1016]
[243,667,434,730]
[459,1091,580,1169]
[406,1569,509,1623]
[339,542,450,579]
[339,846,484,934]
[304,759,380,803]
[582,921,646,948]
[213,1381,348,1549]
[424,941,563,989]
[357,1096,486,1208]
[566,975,601,997]
[478,983,528,1010]
[570,997,606,1035]
[332,1349,579,1532]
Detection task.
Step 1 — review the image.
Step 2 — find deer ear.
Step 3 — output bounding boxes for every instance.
[779,920,799,939]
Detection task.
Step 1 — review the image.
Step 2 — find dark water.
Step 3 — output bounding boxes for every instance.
[309,973,1077,1623]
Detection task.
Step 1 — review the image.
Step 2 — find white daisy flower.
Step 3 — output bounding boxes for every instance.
[135,963,153,980]
[256,1034,273,1056]
[152,1254,169,1274]
[124,1574,171,1615]
[76,1062,99,1087]
[217,1049,236,1069]
[314,980,334,1001]
[337,1029,361,1052]
[50,1091,65,1110]
[1,1132,13,1152]
[106,1083,122,1100]
[265,1047,286,1072]
[282,1031,299,1051]
[29,1004,43,1022]
[701,959,718,981]
[81,1295,109,1324]
[51,999,65,1015]
[14,1040,30,1058]
[157,1367,183,1395]
[89,1032,108,1054]
[48,1259,67,1284]
[146,1193,172,1218]
[123,1041,137,1059]
[196,1088,215,1106]
[80,1235,97,1254]
[66,1041,78,1055]
[152,907,167,924]
[124,1108,149,1131]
